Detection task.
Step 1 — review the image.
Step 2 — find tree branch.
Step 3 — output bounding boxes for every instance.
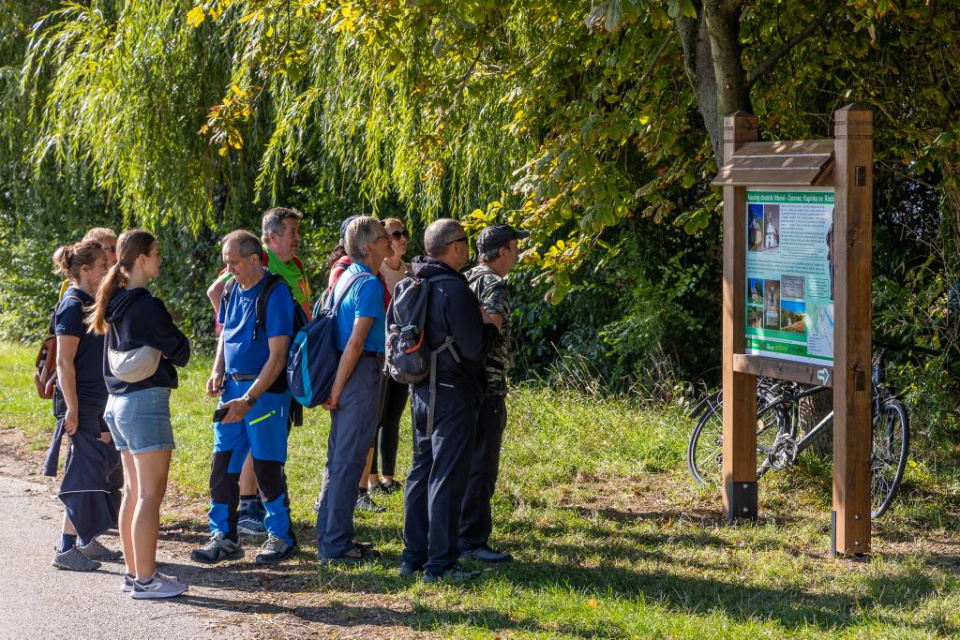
[746,0,840,88]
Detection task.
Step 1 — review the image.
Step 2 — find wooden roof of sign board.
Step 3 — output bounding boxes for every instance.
[712,140,835,187]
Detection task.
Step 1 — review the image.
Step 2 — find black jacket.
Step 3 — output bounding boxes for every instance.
[404,256,498,395]
[103,288,191,394]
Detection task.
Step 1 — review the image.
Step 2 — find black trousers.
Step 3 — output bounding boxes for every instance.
[401,382,479,574]
[370,378,408,477]
[459,394,507,551]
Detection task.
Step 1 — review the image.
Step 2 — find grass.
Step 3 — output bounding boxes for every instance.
[3,341,960,638]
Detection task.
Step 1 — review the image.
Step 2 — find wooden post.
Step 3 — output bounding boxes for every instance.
[722,112,759,523]
[832,105,873,555]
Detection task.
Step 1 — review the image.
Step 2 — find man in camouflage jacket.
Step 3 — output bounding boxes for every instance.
[460,224,528,563]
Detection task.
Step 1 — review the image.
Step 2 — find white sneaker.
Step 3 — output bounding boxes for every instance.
[130,571,188,599]
[121,571,179,593]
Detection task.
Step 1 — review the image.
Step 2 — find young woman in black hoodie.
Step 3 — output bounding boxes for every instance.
[89,229,191,599]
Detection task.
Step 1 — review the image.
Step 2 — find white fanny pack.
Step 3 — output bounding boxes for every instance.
[107,346,162,383]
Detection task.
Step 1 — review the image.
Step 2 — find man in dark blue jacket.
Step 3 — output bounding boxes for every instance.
[394,218,499,583]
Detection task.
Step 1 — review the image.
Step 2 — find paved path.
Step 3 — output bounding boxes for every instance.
[0,473,251,640]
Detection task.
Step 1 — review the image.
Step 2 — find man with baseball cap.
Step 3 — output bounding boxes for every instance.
[459,223,528,564]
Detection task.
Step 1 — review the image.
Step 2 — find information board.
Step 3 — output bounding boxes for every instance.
[744,188,834,367]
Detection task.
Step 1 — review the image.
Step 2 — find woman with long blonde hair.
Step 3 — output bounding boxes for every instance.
[89,229,191,599]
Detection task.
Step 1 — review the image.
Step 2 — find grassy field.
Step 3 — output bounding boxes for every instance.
[2,342,960,638]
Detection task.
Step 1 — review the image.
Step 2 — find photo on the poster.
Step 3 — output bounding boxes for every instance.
[748,307,764,329]
[747,278,764,305]
[748,204,765,252]
[762,205,780,253]
[780,300,806,334]
[781,275,805,300]
[764,279,781,330]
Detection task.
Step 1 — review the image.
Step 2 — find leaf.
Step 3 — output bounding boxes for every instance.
[186,6,206,28]
[604,0,622,33]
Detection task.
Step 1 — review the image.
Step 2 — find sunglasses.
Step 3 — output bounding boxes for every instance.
[389,230,409,240]
[446,236,469,246]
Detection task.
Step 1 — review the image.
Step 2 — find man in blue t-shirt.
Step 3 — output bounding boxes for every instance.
[191,230,298,567]
[315,216,393,563]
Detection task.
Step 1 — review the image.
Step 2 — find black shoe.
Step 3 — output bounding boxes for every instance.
[352,539,375,552]
[321,545,378,566]
[399,561,423,578]
[462,545,512,564]
[423,562,481,584]
[378,479,403,494]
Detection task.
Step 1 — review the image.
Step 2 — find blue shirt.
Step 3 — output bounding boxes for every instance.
[219,271,295,374]
[332,262,386,353]
[55,286,108,411]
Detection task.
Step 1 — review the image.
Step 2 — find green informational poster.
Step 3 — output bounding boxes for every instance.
[745,188,834,369]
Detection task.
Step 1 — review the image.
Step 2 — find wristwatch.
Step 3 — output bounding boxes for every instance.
[241,392,257,407]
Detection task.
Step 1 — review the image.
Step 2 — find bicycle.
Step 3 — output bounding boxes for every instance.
[686,346,917,518]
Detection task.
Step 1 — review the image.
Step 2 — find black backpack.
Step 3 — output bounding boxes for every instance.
[222,274,308,422]
[385,274,460,435]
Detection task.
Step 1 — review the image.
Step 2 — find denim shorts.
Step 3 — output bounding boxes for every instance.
[104,387,175,454]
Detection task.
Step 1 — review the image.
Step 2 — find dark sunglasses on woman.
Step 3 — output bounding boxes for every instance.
[389,230,409,240]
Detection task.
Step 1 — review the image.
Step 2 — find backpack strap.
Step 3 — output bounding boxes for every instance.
[253,273,288,341]
[425,336,460,437]
[326,271,376,315]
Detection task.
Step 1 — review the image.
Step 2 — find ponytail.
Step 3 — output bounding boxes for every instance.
[87,229,156,335]
[52,240,104,283]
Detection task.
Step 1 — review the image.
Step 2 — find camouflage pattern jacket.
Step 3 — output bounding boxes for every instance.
[466,265,511,396]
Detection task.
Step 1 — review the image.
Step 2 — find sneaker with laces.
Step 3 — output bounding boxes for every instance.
[398,561,423,578]
[423,562,481,584]
[254,534,297,565]
[190,532,244,564]
[122,571,180,593]
[52,546,102,572]
[355,492,386,513]
[77,538,123,562]
[131,571,188,599]
[237,506,267,536]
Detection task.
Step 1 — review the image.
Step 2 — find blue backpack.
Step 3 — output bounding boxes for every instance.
[287,271,374,408]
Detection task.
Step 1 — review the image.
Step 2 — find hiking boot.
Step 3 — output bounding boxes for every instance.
[355,492,386,513]
[122,571,180,593]
[52,546,101,572]
[131,571,188,599]
[423,562,481,584]
[78,538,123,562]
[237,507,267,536]
[461,545,512,564]
[190,532,244,564]
[398,561,423,578]
[254,535,297,565]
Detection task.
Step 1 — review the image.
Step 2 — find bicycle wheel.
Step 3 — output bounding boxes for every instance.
[687,386,782,486]
[688,397,723,485]
[871,398,909,518]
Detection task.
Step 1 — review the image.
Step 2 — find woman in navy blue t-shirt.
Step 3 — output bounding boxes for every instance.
[49,240,116,572]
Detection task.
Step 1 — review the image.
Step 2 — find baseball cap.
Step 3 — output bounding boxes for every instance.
[476,224,530,253]
[339,215,361,246]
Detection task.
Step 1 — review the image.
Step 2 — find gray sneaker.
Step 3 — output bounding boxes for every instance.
[121,571,180,593]
[78,538,123,562]
[190,532,244,564]
[131,572,188,599]
[254,534,297,565]
[52,546,102,572]
[356,492,386,513]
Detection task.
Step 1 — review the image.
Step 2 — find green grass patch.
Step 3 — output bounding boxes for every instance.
[3,342,960,638]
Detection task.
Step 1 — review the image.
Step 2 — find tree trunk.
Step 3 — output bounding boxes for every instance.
[677,0,752,163]
[799,388,833,457]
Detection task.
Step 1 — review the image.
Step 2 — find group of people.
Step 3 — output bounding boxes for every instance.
[43,207,527,599]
